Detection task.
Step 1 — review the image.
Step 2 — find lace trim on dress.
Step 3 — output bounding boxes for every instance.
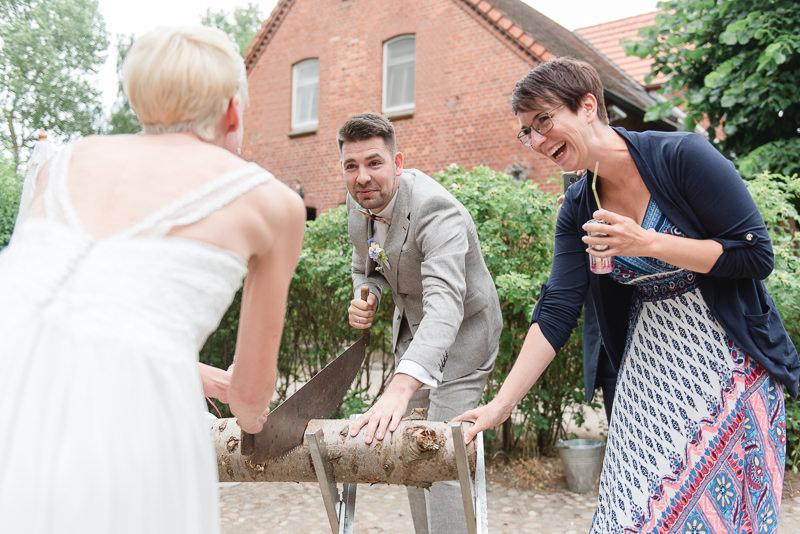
[119,163,273,238]
[42,144,78,228]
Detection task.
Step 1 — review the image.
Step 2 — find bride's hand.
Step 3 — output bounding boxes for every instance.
[198,363,231,404]
[237,407,270,434]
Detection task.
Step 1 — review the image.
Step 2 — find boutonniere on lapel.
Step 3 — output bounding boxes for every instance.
[367,238,391,272]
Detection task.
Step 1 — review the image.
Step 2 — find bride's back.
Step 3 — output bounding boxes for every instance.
[27,132,276,263]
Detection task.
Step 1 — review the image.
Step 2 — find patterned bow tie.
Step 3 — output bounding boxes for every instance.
[358,209,391,227]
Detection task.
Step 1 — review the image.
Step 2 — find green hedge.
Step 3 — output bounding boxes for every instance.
[201,166,590,456]
[745,171,800,472]
[0,162,21,248]
[0,157,795,463]
[201,167,800,463]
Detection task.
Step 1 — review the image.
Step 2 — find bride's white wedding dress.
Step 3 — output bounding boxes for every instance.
[0,145,273,533]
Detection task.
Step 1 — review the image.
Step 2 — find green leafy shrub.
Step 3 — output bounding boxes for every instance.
[745,171,800,472]
[201,166,590,457]
[0,162,22,249]
[738,139,800,179]
[193,166,800,466]
[435,166,587,457]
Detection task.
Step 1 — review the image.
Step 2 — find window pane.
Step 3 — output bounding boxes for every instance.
[296,85,318,124]
[384,36,415,111]
[292,59,318,129]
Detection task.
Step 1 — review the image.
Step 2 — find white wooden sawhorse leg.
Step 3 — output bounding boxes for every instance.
[306,428,357,534]
[451,422,488,534]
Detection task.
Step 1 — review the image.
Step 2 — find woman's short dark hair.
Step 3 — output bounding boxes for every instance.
[337,112,397,154]
[511,57,608,124]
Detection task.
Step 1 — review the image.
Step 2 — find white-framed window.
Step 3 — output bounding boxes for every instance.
[292,58,319,131]
[383,35,415,114]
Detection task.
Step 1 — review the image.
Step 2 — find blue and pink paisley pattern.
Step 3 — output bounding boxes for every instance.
[590,199,786,533]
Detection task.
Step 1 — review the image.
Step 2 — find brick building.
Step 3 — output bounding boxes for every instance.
[242,0,676,215]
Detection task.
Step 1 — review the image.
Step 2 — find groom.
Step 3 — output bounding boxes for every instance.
[339,113,501,533]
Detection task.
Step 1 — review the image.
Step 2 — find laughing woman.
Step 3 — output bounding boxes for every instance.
[455,57,799,533]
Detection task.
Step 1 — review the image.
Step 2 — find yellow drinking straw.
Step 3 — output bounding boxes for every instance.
[591,161,602,210]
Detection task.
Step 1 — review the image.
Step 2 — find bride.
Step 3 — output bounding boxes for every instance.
[0,26,305,533]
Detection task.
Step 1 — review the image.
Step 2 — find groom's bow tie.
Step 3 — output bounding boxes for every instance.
[358,209,391,227]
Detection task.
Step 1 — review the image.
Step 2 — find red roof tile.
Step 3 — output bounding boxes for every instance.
[576,11,667,88]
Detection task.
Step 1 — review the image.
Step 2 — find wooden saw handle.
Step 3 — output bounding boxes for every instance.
[361,286,370,345]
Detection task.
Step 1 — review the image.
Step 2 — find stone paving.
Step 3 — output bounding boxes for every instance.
[219,474,800,533]
[218,389,800,533]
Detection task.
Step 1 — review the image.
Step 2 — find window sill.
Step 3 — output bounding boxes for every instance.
[384,108,414,120]
[288,126,317,138]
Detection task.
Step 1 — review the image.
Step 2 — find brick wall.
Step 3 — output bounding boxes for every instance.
[243,0,564,214]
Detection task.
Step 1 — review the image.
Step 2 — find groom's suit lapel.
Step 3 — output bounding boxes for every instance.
[382,173,412,291]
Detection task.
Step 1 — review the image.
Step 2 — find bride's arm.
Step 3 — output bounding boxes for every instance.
[227,183,305,434]
[198,363,231,403]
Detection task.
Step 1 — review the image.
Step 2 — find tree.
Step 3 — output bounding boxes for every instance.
[106,34,140,135]
[626,0,800,175]
[201,2,264,56]
[0,0,109,171]
[0,158,20,248]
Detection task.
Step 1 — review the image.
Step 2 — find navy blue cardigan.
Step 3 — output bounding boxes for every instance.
[531,127,800,397]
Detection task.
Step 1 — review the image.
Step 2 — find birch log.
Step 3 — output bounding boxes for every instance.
[211,418,475,488]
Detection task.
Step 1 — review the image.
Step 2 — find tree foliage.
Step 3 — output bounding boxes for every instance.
[626,0,800,175]
[0,0,109,171]
[0,159,20,249]
[201,2,264,56]
[106,34,140,135]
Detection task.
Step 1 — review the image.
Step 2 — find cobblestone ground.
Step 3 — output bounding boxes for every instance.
[219,472,800,533]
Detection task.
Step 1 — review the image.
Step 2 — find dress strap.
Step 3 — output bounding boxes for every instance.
[41,144,82,229]
[118,163,275,238]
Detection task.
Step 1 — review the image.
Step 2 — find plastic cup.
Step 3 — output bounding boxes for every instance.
[586,219,614,274]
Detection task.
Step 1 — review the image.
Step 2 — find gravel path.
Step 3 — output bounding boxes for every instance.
[218,389,800,532]
[219,472,800,533]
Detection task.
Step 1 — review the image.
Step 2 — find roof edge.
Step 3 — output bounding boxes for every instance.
[244,0,295,74]
[452,0,555,64]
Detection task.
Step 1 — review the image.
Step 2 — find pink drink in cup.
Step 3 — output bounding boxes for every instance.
[586,219,613,274]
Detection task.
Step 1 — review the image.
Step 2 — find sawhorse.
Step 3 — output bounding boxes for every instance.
[306,421,488,534]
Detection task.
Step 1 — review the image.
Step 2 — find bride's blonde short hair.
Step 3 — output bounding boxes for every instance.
[122,26,249,140]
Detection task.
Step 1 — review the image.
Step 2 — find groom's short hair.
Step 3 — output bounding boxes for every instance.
[122,26,248,141]
[337,113,397,155]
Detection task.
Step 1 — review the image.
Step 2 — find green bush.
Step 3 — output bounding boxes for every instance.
[201,166,800,463]
[738,139,800,180]
[745,171,800,472]
[0,162,22,249]
[435,166,587,457]
[201,167,590,457]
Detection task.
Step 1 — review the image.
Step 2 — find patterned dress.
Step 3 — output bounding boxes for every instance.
[591,199,786,534]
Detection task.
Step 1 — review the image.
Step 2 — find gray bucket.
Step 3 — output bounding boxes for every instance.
[556,439,605,493]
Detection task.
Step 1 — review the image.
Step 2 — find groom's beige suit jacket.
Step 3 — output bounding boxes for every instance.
[347,169,501,383]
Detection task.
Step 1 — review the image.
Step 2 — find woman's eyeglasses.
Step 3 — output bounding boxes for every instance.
[517,104,564,147]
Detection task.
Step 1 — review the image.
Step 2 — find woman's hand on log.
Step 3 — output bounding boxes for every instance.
[350,374,422,444]
[452,400,512,444]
